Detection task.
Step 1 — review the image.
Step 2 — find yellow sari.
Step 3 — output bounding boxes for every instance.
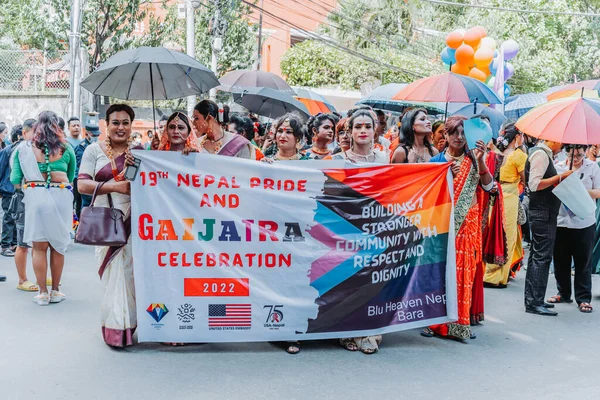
[484,149,527,285]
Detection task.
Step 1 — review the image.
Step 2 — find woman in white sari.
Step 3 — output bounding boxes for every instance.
[10,111,75,306]
[78,104,141,347]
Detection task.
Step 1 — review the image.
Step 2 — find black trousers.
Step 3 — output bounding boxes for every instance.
[1,196,17,249]
[73,178,82,218]
[524,209,558,308]
[553,225,594,304]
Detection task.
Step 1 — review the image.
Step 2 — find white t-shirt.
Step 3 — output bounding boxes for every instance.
[556,158,600,229]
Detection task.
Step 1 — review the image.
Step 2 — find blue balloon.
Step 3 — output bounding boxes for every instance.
[493,49,499,58]
[504,84,511,98]
[490,58,499,75]
[441,47,456,65]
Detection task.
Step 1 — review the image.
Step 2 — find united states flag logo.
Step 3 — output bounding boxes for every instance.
[208,304,252,327]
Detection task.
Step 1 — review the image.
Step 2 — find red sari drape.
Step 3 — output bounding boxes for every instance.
[431,156,483,340]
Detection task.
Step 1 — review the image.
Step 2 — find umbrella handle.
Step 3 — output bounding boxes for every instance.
[150,63,157,138]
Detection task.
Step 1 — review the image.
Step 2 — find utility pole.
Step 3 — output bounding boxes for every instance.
[186,0,199,115]
[68,0,83,119]
[209,0,228,100]
[255,0,264,70]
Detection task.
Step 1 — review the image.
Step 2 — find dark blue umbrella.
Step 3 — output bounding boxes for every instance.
[452,103,507,138]
[504,93,547,121]
[358,83,445,114]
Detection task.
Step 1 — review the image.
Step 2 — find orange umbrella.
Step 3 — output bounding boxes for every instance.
[515,97,600,144]
[296,97,334,115]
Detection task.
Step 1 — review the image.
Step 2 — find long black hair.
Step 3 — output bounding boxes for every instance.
[33,111,65,156]
[496,122,522,152]
[400,108,435,156]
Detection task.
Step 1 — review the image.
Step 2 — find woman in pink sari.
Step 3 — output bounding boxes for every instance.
[78,104,142,347]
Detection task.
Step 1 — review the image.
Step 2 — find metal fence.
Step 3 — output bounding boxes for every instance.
[0,50,70,93]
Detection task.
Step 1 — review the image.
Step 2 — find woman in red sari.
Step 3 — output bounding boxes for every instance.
[422,116,495,341]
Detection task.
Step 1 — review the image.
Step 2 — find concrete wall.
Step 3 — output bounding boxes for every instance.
[0,93,69,127]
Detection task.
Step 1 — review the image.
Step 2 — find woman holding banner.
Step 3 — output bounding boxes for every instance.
[304,114,335,159]
[192,100,255,159]
[390,108,438,164]
[331,109,386,353]
[263,113,308,354]
[78,104,141,347]
[484,123,526,288]
[421,116,494,341]
[266,113,309,163]
[330,109,387,165]
[158,112,200,154]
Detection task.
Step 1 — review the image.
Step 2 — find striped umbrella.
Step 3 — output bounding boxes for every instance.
[358,83,446,114]
[392,72,503,105]
[546,79,600,101]
[504,93,548,120]
[515,97,600,144]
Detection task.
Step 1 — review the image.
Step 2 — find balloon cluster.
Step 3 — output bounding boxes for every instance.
[441,27,519,98]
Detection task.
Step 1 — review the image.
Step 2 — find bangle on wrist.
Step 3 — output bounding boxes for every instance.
[558,175,562,184]
[479,169,489,176]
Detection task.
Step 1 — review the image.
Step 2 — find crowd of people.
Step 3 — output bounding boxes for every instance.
[1,99,599,353]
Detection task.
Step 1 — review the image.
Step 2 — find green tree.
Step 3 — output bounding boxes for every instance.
[281,40,442,90]
[187,0,258,75]
[0,0,178,72]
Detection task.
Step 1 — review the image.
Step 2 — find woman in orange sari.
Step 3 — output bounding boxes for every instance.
[422,116,494,341]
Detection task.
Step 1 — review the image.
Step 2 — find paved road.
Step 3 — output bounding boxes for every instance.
[1,243,599,400]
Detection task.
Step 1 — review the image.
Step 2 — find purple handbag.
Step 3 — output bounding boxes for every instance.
[75,182,127,246]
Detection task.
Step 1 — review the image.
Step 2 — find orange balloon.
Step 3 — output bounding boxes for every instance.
[473,26,488,38]
[455,44,475,66]
[474,48,494,68]
[468,67,487,82]
[463,27,482,48]
[480,66,491,77]
[451,63,470,76]
[445,30,464,49]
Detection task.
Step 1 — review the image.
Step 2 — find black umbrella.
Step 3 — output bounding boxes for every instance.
[81,47,219,130]
[218,69,296,95]
[233,87,309,119]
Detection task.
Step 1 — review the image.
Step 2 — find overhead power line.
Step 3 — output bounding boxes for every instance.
[241,0,426,77]
[421,0,600,18]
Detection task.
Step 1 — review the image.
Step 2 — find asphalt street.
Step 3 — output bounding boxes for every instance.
[1,243,599,400]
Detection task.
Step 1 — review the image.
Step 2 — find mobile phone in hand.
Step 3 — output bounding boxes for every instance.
[124,157,141,181]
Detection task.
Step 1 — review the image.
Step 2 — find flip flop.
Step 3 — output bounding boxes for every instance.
[547,295,573,304]
[579,303,593,313]
[17,281,39,292]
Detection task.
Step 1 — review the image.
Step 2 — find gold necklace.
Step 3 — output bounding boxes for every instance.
[200,133,224,153]
[274,152,301,161]
[446,152,465,162]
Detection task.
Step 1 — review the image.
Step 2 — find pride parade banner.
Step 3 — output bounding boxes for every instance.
[131,151,457,342]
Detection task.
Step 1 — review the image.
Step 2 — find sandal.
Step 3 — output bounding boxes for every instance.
[547,295,573,304]
[285,341,300,354]
[420,327,435,338]
[339,338,359,352]
[17,280,39,292]
[579,303,593,313]
[357,336,379,355]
